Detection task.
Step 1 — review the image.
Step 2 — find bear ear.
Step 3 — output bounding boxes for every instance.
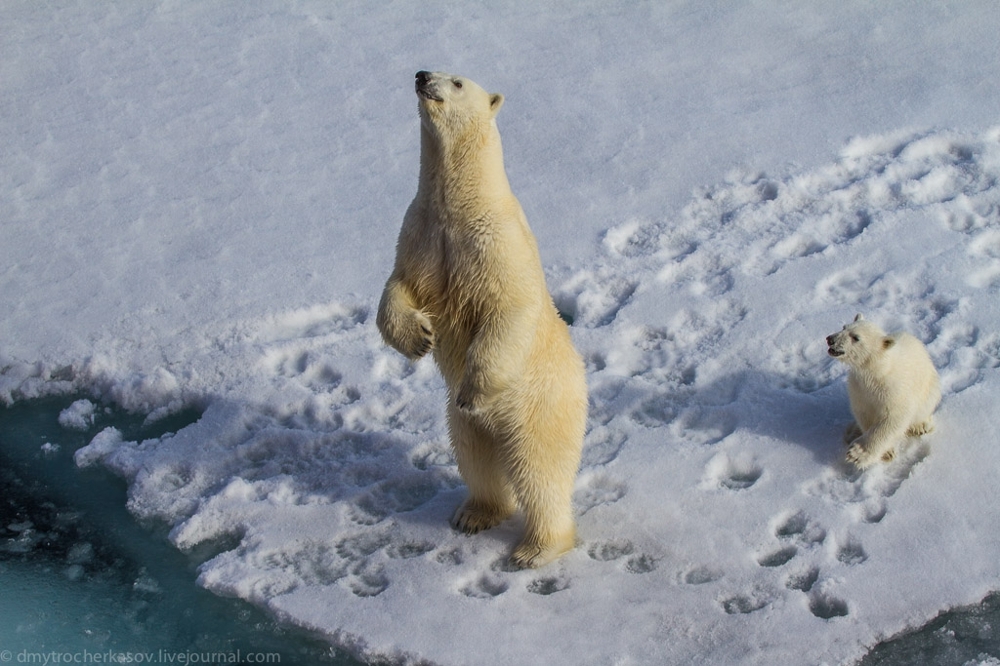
[854,313,865,322]
[489,93,504,116]
[882,336,895,350]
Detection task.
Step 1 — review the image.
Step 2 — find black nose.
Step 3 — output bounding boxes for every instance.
[416,71,430,85]
[826,335,834,345]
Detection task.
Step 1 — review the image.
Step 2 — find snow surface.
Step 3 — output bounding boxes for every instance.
[4,2,1000,664]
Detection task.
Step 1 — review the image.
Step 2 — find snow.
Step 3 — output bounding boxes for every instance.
[58,398,97,431]
[3,1,1000,664]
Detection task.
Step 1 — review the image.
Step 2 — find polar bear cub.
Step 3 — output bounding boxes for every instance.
[376,71,588,568]
[826,314,941,469]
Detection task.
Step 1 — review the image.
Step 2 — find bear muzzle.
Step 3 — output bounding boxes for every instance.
[826,335,845,357]
[415,71,443,102]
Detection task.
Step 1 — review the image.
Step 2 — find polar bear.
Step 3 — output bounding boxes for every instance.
[826,314,941,469]
[376,71,588,568]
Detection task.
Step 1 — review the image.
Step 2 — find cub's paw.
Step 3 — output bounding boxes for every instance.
[846,443,876,469]
[906,418,935,437]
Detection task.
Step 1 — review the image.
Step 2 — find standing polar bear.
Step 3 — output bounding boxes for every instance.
[376,71,587,568]
[826,314,941,469]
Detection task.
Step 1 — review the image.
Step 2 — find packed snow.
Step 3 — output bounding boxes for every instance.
[3,2,1000,665]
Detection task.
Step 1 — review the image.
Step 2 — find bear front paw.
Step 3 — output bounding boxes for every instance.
[906,418,935,437]
[409,317,435,359]
[846,443,876,469]
[396,311,434,360]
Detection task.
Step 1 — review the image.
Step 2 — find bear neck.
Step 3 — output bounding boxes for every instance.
[851,351,890,377]
[418,121,511,212]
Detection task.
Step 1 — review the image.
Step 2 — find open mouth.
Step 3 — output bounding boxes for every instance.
[416,84,443,102]
[827,347,844,357]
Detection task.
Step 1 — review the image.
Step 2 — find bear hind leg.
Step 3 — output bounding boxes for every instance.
[505,439,580,569]
[843,422,862,445]
[448,406,516,535]
[510,520,576,570]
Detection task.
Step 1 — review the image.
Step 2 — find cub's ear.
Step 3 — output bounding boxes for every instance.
[489,93,504,116]
[882,336,896,350]
[854,313,865,322]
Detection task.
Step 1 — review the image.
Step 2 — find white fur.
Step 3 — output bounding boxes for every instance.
[826,314,941,469]
[377,72,587,568]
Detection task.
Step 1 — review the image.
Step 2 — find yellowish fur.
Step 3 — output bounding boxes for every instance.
[377,72,587,568]
[826,314,941,469]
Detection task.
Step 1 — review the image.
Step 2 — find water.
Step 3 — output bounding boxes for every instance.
[0,396,360,666]
[858,592,1000,666]
[1,396,997,666]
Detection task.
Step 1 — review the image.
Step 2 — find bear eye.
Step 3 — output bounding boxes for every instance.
[453,79,463,89]
[850,333,860,342]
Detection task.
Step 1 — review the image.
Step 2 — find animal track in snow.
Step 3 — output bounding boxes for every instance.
[835,535,868,566]
[574,473,627,515]
[966,229,1000,288]
[932,320,1000,394]
[349,475,440,524]
[345,561,389,597]
[335,529,392,560]
[773,510,826,546]
[721,589,771,615]
[785,566,820,592]
[586,538,635,562]
[257,539,348,589]
[624,553,659,574]
[679,564,724,585]
[757,546,797,568]
[409,438,456,471]
[552,268,637,328]
[670,406,737,447]
[630,392,679,428]
[459,574,508,599]
[527,573,571,595]
[772,341,841,394]
[664,129,1000,287]
[258,302,369,344]
[809,589,849,619]
[580,427,627,467]
[386,539,436,560]
[602,218,665,258]
[585,539,657,574]
[702,452,763,492]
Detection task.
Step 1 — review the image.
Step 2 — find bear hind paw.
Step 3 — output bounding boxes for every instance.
[510,530,576,569]
[450,500,512,535]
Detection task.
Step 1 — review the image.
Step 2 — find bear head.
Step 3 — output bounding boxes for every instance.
[414,70,504,143]
[826,314,895,366]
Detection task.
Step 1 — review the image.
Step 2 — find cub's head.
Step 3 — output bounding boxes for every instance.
[826,314,893,366]
[414,70,504,140]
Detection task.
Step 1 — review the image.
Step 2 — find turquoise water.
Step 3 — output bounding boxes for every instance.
[0,397,359,666]
[1,396,996,666]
